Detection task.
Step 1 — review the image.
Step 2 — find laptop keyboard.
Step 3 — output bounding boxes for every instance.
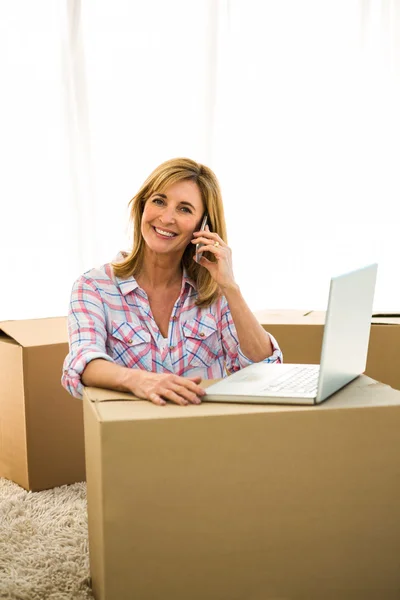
[262,365,320,395]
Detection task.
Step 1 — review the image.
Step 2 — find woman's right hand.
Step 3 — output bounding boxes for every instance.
[130,371,206,406]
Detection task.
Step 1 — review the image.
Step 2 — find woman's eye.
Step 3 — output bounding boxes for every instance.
[151,198,191,214]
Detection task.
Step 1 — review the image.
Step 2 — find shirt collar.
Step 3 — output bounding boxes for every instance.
[113,253,197,296]
[117,275,139,296]
[112,252,139,296]
[182,268,197,291]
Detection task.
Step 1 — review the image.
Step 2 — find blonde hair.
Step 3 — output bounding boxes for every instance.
[112,157,227,307]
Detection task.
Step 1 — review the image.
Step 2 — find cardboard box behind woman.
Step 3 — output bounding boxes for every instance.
[0,317,85,491]
[255,309,400,391]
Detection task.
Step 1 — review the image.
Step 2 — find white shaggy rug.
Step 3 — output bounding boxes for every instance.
[0,477,94,600]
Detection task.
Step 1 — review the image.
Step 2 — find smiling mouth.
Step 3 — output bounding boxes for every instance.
[153,226,178,239]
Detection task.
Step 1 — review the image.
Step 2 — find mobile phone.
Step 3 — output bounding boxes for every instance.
[195,214,208,262]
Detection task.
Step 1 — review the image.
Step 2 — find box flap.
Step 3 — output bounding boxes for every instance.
[83,386,299,422]
[85,387,135,403]
[372,313,400,325]
[254,309,310,325]
[304,311,400,326]
[303,311,326,324]
[0,317,68,347]
[84,379,220,404]
[83,376,400,423]
[256,309,400,327]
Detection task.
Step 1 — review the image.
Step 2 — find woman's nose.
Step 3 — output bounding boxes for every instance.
[160,208,176,224]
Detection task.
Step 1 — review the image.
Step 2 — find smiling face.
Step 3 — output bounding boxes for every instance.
[141,179,205,257]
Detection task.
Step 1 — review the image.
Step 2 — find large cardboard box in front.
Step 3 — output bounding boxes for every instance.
[255,309,400,391]
[0,317,85,491]
[84,377,400,600]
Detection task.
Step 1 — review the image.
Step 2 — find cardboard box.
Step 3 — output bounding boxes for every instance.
[0,317,85,491]
[84,377,400,600]
[255,309,400,391]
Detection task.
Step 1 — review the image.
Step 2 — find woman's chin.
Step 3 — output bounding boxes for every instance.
[144,241,183,256]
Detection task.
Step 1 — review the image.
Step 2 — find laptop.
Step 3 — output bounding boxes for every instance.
[204,263,378,405]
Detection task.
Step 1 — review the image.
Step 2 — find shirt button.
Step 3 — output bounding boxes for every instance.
[199,332,205,338]
[171,316,178,322]
[169,346,174,351]
[128,339,133,344]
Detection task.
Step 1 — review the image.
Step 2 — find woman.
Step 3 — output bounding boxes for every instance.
[62,157,282,405]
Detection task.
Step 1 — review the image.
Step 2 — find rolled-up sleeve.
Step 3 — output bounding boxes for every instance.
[219,298,283,374]
[62,276,114,399]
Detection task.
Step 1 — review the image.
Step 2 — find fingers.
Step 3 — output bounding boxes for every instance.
[159,387,201,406]
[172,384,202,405]
[148,392,166,406]
[162,389,190,406]
[182,377,206,397]
[147,375,206,407]
[192,233,229,262]
[195,243,223,256]
[192,234,225,248]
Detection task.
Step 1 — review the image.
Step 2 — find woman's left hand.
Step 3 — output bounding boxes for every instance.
[192,227,236,290]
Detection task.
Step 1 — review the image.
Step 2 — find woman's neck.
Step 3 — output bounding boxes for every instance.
[137,257,182,290]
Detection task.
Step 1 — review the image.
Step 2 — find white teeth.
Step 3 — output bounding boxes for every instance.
[155,227,176,237]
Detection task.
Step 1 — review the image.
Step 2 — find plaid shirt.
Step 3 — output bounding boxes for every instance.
[62,256,282,398]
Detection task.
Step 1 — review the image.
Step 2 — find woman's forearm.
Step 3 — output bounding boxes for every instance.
[220,283,273,362]
[81,358,206,405]
[81,358,140,393]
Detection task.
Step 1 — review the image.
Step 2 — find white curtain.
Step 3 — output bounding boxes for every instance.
[0,1,84,320]
[79,0,218,266]
[212,0,400,310]
[1,0,399,321]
